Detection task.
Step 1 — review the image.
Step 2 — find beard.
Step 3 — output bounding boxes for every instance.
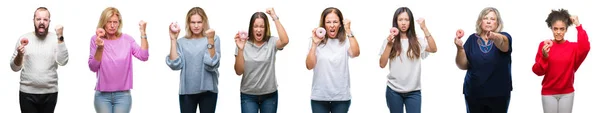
[35,24,49,38]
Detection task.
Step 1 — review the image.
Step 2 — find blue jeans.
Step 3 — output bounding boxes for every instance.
[241,91,278,113]
[94,90,132,113]
[464,95,510,113]
[311,100,351,113]
[179,92,218,113]
[386,86,422,113]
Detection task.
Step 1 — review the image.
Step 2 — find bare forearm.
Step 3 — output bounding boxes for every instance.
[234,50,244,75]
[94,47,104,61]
[348,37,360,57]
[423,28,437,53]
[208,38,215,57]
[494,35,509,52]
[379,45,392,68]
[274,20,289,47]
[169,40,178,60]
[141,34,148,50]
[455,49,468,70]
[306,45,317,70]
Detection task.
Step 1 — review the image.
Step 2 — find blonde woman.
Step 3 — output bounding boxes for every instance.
[88,7,149,113]
[454,7,512,113]
[165,7,221,113]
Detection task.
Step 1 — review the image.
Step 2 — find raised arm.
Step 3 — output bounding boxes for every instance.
[10,37,25,72]
[418,18,437,53]
[572,16,590,71]
[130,21,149,61]
[266,8,289,50]
[166,24,183,70]
[139,21,149,51]
[234,33,246,75]
[532,42,549,76]
[344,20,360,57]
[204,35,221,72]
[306,28,323,70]
[89,35,103,72]
[379,34,394,68]
[454,30,468,70]
[54,25,69,66]
[490,31,510,52]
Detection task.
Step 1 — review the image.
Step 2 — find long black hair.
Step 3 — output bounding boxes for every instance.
[390,7,420,60]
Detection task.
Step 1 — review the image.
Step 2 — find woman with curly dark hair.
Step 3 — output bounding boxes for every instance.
[532,9,590,113]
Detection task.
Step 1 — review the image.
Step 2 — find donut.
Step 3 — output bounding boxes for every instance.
[390,27,399,36]
[170,22,180,32]
[316,27,326,38]
[20,38,29,46]
[239,30,249,40]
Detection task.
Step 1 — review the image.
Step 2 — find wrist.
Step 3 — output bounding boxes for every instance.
[272,15,279,21]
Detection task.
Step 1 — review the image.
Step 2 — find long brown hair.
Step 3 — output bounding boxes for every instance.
[318,7,346,45]
[248,12,271,43]
[390,7,420,60]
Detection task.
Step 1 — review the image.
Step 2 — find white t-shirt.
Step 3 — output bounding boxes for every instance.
[309,38,352,101]
[379,37,429,93]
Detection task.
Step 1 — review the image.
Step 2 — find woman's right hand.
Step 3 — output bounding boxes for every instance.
[235,33,246,50]
[95,28,105,47]
[388,27,398,45]
[169,22,180,40]
[312,28,324,45]
[454,29,464,49]
[542,39,552,58]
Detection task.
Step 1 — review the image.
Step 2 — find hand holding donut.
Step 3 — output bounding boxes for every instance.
[542,39,553,58]
[312,28,325,45]
[95,28,105,47]
[169,22,180,40]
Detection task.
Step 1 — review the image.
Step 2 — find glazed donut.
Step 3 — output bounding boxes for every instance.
[239,30,249,40]
[390,27,399,36]
[316,27,326,38]
[20,38,29,46]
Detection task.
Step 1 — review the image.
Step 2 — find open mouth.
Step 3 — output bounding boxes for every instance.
[328,29,336,37]
[256,33,263,38]
[37,26,46,32]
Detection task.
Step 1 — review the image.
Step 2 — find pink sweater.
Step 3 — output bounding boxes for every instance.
[88,34,149,92]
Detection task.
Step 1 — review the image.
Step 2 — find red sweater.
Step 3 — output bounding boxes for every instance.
[532,25,590,95]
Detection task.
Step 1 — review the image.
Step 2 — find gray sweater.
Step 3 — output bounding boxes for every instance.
[166,36,221,94]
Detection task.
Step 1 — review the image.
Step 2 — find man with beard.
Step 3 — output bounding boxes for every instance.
[10,7,69,113]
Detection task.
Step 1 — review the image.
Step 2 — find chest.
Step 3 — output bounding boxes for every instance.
[547,44,576,64]
[103,39,131,61]
[24,41,55,60]
[316,43,348,65]
[467,41,502,66]
[244,42,275,64]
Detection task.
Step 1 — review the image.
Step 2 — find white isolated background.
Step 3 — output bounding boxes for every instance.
[0,0,597,113]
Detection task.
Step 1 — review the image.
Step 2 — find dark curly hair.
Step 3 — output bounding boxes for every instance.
[545,9,572,28]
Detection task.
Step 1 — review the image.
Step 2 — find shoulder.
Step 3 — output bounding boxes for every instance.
[121,33,133,39]
[465,33,479,42]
